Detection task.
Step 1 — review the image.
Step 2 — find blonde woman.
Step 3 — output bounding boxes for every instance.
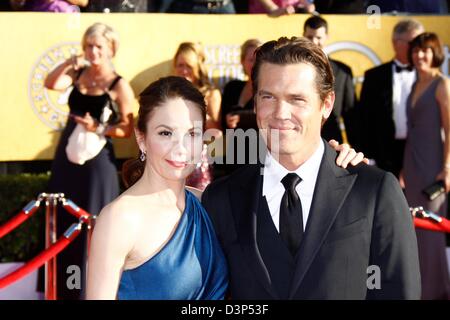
[173,42,222,130]
[44,22,134,299]
[222,38,262,131]
[172,42,222,190]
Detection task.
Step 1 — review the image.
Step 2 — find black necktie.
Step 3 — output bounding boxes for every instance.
[279,173,303,256]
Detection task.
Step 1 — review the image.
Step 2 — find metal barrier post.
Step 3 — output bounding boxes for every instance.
[0,193,93,295]
[44,193,62,300]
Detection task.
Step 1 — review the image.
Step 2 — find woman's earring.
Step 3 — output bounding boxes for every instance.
[139,150,146,162]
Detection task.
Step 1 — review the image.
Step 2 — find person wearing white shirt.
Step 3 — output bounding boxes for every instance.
[262,140,324,232]
[202,36,420,300]
[360,19,424,178]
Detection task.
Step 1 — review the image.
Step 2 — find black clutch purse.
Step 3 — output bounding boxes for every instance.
[422,180,446,201]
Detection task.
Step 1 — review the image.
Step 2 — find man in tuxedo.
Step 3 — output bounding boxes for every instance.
[360,19,424,178]
[202,37,421,299]
[303,15,358,146]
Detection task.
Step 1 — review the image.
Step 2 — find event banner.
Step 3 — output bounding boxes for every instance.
[0,12,448,161]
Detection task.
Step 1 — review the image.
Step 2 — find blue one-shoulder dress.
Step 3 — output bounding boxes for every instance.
[117,190,228,300]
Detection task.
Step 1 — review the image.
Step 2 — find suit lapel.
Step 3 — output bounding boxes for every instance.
[288,142,357,298]
[385,61,394,116]
[229,164,279,299]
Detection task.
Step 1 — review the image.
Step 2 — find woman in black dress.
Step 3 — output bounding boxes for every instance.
[221,39,261,131]
[44,22,135,299]
[221,39,261,174]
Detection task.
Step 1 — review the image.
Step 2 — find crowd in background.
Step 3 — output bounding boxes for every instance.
[0,2,449,300]
[1,0,449,14]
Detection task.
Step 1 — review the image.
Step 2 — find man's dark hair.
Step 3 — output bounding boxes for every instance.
[303,15,328,33]
[251,37,334,102]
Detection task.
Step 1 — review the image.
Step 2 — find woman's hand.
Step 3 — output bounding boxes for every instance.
[226,113,240,129]
[398,170,406,189]
[328,139,369,169]
[44,54,85,91]
[295,0,315,13]
[436,169,450,192]
[269,5,296,17]
[69,54,88,71]
[73,112,98,132]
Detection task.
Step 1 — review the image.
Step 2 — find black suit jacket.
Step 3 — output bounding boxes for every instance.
[323,59,358,145]
[359,61,400,173]
[202,142,421,299]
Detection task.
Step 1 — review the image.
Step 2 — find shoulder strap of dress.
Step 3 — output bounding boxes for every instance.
[430,75,445,91]
[108,75,122,90]
[75,68,85,81]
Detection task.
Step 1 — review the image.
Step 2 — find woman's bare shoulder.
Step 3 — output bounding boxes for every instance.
[114,76,132,90]
[436,76,450,102]
[96,193,142,230]
[439,76,450,89]
[209,87,221,98]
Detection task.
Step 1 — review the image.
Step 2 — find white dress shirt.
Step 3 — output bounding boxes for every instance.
[262,140,324,232]
[392,59,416,139]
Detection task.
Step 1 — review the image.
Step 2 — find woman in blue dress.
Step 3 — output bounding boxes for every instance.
[86,76,229,299]
[86,75,367,300]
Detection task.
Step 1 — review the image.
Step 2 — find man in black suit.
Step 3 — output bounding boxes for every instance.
[360,19,424,178]
[303,15,358,146]
[202,37,421,299]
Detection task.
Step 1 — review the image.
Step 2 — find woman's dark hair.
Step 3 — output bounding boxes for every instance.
[122,76,206,188]
[408,32,444,68]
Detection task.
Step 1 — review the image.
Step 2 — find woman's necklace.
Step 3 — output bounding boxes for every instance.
[85,66,114,89]
[86,81,97,89]
[86,75,105,89]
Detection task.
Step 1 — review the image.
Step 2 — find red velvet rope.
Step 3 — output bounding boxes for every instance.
[1,198,449,291]
[0,200,40,239]
[0,196,93,290]
[414,216,450,233]
[61,199,90,221]
[0,224,82,289]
